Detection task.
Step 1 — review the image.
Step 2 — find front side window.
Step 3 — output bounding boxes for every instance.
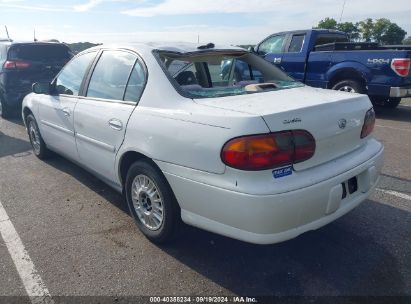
[87,51,137,101]
[55,51,96,96]
[258,35,286,55]
[157,51,302,99]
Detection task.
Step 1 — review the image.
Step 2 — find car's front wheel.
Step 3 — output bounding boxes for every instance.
[26,114,50,159]
[125,160,181,243]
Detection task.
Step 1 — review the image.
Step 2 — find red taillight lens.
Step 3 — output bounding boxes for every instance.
[3,60,31,70]
[361,108,376,139]
[221,130,315,171]
[391,58,410,77]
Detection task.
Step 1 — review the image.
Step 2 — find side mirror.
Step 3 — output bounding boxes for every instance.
[248,46,256,53]
[32,82,52,95]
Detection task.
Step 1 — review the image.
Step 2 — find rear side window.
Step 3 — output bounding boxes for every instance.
[55,52,96,96]
[124,61,146,102]
[288,35,305,52]
[87,51,137,101]
[8,44,71,61]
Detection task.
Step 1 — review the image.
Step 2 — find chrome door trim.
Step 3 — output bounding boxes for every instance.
[40,120,75,136]
[76,133,116,153]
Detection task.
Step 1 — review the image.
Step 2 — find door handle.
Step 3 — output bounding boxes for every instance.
[108,119,123,131]
[273,57,282,64]
[62,108,71,117]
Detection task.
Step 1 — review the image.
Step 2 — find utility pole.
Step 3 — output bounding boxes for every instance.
[339,0,347,23]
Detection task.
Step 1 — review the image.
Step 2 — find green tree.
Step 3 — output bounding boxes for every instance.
[359,18,374,42]
[373,18,391,43]
[336,22,360,41]
[380,22,407,44]
[316,17,338,30]
[403,36,411,45]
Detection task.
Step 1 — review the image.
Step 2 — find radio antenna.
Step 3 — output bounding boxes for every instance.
[339,0,347,23]
[5,25,11,40]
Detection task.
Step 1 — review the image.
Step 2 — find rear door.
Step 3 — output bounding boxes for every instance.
[74,50,146,183]
[256,34,287,69]
[37,51,97,161]
[281,33,307,81]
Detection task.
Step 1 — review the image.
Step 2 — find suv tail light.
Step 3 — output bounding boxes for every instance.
[391,58,410,77]
[361,108,376,138]
[3,60,32,70]
[221,130,316,171]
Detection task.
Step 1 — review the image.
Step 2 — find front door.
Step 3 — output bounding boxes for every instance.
[257,34,286,70]
[38,51,97,161]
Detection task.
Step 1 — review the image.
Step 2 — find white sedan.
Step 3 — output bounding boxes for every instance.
[22,42,384,244]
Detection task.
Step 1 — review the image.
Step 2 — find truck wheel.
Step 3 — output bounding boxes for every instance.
[125,160,181,244]
[0,96,12,118]
[371,97,401,109]
[26,114,51,159]
[332,80,365,94]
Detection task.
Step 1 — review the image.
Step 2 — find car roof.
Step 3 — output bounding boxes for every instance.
[87,42,246,54]
[0,40,68,47]
[270,29,347,36]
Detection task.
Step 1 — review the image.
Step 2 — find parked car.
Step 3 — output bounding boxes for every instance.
[248,29,411,108]
[0,40,72,118]
[22,43,384,244]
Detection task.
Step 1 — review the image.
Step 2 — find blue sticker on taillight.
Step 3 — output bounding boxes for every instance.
[272,166,293,179]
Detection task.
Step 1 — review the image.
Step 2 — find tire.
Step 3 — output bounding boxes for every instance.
[331,79,365,94]
[0,96,12,119]
[125,160,181,244]
[26,114,50,159]
[370,96,401,109]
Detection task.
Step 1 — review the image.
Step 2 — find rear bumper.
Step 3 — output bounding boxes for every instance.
[2,91,29,109]
[162,144,384,245]
[389,86,411,98]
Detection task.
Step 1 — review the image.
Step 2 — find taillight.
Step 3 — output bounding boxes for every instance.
[391,58,410,77]
[221,130,315,171]
[361,108,376,139]
[3,60,31,70]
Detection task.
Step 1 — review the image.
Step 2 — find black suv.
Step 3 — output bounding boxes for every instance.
[0,40,72,118]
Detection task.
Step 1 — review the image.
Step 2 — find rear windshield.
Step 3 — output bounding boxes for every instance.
[155,51,303,98]
[8,44,71,61]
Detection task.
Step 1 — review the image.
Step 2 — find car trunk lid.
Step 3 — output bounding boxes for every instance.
[194,86,372,171]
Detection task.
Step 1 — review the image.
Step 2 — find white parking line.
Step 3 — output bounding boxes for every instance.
[375,125,411,132]
[0,200,54,304]
[376,188,411,202]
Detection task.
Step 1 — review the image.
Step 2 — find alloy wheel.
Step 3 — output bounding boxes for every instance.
[131,174,164,230]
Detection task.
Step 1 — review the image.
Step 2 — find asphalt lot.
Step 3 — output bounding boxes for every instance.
[0,98,410,303]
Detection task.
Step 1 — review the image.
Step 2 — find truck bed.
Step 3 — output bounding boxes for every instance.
[315,42,411,52]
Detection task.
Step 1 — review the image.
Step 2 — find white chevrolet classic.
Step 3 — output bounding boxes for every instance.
[22,43,384,244]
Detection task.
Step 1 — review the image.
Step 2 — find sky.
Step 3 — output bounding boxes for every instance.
[0,0,410,45]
